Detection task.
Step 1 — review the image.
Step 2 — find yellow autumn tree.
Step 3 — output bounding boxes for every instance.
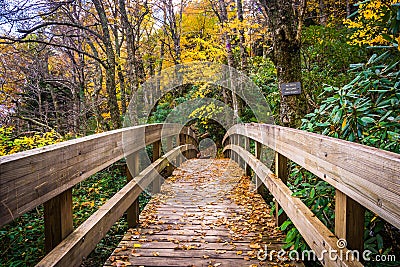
[344,0,400,49]
[180,2,225,63]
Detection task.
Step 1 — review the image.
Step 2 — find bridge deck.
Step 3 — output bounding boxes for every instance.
[105,159,300,267]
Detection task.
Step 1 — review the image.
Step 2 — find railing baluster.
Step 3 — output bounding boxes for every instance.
[179,133,185,146]
[165,136,174,176]
[275,152,288,226]
[255,142,268,199]
[335,189,365,252]
[234,135,238,163]
[126,152,140,228]
[152,140,162,193]
[244,137,251,176]
[44,189,73,253]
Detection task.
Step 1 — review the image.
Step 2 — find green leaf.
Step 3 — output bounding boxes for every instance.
[361,117,375,124]
[280,220,292,231]
[310,188,316,198]
[286,228,298,243]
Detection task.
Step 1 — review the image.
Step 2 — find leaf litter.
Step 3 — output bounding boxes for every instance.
[107,159,301,267]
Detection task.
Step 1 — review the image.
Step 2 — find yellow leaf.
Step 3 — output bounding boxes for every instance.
[341,117,347,130]
[249,243,261,249]
[133,244,141,248]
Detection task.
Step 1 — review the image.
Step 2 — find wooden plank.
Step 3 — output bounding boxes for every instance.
[44,189,73,253]
[335,189,365,252]
[105,247,260,259]
[104,256,262,267]
[0,124,197,227]
[223,144,363,267]
[223,123,400,229]
[106,158,296,267]
[275,152,288,226]
[116,240,284,250]
[35,145,196,267]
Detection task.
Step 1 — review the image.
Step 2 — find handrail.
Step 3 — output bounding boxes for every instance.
[0,123,198,266]
[224,144,362,267]
[223,123,400,229]
[223,123,400,267]
[0,123,196,227]
[36,144,197,267]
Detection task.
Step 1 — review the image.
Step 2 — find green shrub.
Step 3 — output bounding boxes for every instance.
[281,49,399,266]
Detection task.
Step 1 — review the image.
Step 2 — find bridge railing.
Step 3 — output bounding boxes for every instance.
[223,123,399,267]
[0,123,198,267]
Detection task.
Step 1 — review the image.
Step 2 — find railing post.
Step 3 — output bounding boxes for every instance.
[233,135,238,163]
[44,189,73,253]
[179,133,185,146]
[152,140,161,193]
[255,142,268,199]
[335,189,365,252]
[225,137,230,158]
[165,136,175,176]
[126,152,140,228]
[244,137,251,176]
[275,152,288,226]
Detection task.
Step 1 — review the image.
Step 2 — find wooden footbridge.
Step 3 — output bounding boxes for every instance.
[1,123,399,267]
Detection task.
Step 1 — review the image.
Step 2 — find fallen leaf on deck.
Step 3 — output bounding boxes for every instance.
[249,243,261,249]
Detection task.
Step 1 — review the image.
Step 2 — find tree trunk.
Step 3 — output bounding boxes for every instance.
[93,0,121,129]
[236,0,247,73]
[258,0,308,127]
[119,0,148,124]
[346,0,351,17]
[112,20,127,115]
[217,0,240,120]
[163,0,181,64]
[319,0,327,26]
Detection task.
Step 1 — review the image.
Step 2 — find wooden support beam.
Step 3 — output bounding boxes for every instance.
[225,137,230,158]
[275,152,288,226]
[233,135,238,163]
[255,142,268,199]
[153,140,161,162]
[152,141,161,193]
[179,134,185,146]
[165,137,174,176]
[44,189,73,253]
[244,137,251,176]
[126,152,140,228]
[335,189,365,252]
